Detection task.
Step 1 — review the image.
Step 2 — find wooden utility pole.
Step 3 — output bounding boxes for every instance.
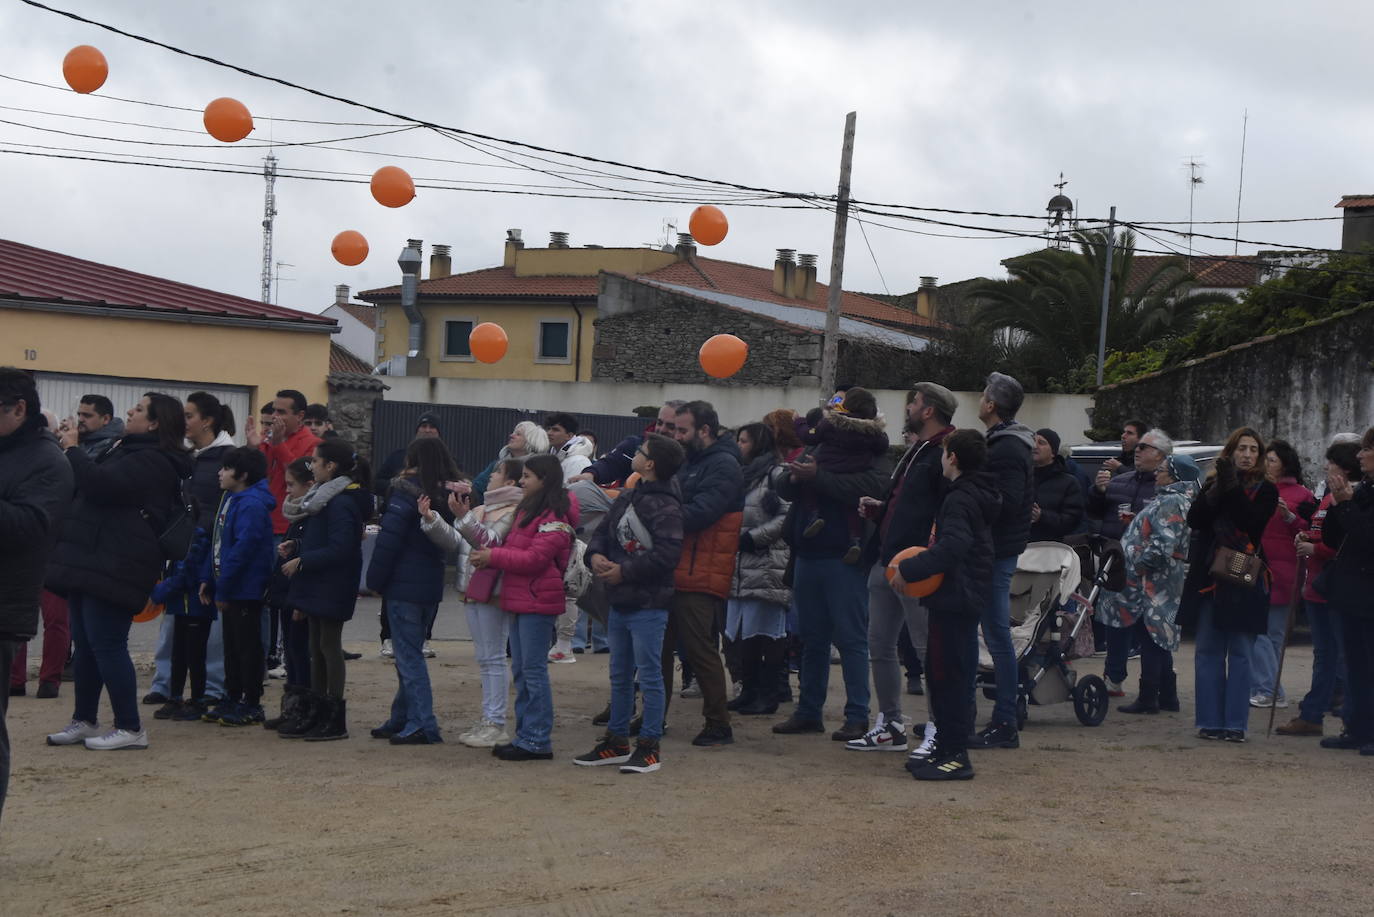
[1095,205,1117,388]
[819,111,857,402]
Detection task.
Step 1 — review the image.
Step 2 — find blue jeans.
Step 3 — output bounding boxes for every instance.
[573,613,608,652]
[152,612,225,699]
[1194,599,1256,732]
[1298,600,1346,724]
[380,600,440,740]
[793,556,870,724]
[69,591,141,732]
[508,613,556,753]
[607,608,669,741]
[979,555,1020,727]
[1249,604,1290,700]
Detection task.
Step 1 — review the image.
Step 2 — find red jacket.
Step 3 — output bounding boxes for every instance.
[1261,477,1314,606]
[1300,493,1340,604]
[261,426,321,535]
[489,501,580,615]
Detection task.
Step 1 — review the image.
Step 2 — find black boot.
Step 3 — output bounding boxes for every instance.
[1119,679,1160,715]
[278,690,322,739]
[592,701,611,727]
[728,637,760,712]
[264,685,304,731]
[1158,670,1180,712]
[304,696,349,741]
[740,637,783,716]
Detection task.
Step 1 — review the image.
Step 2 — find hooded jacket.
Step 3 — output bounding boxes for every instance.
[0,418,73,640]
[897,471,1001,619]
[796,408,889,474]
[588,478,685,611]
[731,462,791,606]
[1029,457,1086,543]
[555,435,596,480]
[287,477,369,620]
[985,421,1036,559]
[584,431,645,486]
[863,426,951,568]
[79,417,124,461]
[1088,467,1158,540]
[673,434,745,598]
[46,432,193,613]
[202,478,277,603]
[367,476,449,606]
[422,484,522,603]
[190,430,235,530]
[153,528,215,619]
[488,501,580,615]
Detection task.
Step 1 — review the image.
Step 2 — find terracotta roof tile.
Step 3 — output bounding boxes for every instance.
[1127,254,1258,293]
[360,266,599,300]
[334,301,378,329]
[1335,195,1374,208]
[329,342,373,374]
[0,238,334,326]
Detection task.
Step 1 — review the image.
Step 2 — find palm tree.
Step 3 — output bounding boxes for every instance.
[967,230,1237,387]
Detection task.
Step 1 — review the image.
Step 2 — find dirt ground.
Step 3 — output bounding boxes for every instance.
[4,627,1372,916]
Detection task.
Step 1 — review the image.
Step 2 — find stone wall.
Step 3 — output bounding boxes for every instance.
[327,372,387,463]
[594,272,925,389]
[1092,303,1374,475]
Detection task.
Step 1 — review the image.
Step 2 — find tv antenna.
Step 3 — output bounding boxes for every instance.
[1184,157,1205,269]
[273,260,294,305]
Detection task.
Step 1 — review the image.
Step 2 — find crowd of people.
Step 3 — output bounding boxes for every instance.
[2,363,1373,820]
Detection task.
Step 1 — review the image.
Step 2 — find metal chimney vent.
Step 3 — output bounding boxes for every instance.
[798,253,817,268]
[549,231,570,248]
[506,228,523,242]
[775,249,796,263]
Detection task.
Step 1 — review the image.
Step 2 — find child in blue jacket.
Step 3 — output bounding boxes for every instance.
[198,447,276,727]
[150,530,217,722]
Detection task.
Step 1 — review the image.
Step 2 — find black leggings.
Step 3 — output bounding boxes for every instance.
[170,615,211,701]
[1133,619,1173,685]
[284,613,311,688]
[927,609,979,755]
[309,617,346,699]
[221,602,264,706]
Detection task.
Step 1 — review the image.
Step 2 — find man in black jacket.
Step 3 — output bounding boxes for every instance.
[0,368,74,823]
[971,372,1035,749]
[73,394,124,461]
[845,382,956,755]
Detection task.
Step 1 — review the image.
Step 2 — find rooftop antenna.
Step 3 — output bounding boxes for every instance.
[646,218,677,251]
[1184,157,1205,269]
[1233,110,1248,255]
[259,153,278,303]
[273,260,294,305]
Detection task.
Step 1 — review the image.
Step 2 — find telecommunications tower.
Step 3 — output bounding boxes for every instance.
[260,154,278,303]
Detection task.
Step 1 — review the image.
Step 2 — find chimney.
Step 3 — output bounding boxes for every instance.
[334,284,350,306]
[674,232,696,259]
[772,249,796,298]
[429,244,452,280]
[915,276,938,321]
[397,239,428,375]
[797,254,818,301]
[1338,195,1374,252]
[549,231,570,249]
[504,228,523,267]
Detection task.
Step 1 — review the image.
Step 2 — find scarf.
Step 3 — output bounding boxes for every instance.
[482,484,523,512]
[296,475,353,517]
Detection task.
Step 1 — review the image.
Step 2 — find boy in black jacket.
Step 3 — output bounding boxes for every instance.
[578,434,686,774]
[891,429,1001,781]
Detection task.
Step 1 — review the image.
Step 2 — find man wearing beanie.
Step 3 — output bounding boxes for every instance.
[1028,427,1084,543]
[376,412,442,491]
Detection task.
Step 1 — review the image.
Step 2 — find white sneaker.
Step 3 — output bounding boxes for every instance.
[267,664,287,680]
[731,681,744,700]
[47,719,101,746]
[380,639,394,659]
[84,728,149,751]
[844,713,908,752]
[422,642,436,659]
[457,718,485,741]
[548,649,577,664]
[680,681,702,699]
[907,721,938,761]
[459,722,509,748]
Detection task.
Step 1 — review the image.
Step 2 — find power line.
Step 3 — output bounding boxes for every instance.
[0,115,420,149]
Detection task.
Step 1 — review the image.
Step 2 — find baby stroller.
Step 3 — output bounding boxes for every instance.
[976,538,1122,729]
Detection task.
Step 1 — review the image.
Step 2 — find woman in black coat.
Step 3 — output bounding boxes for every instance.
[45,393,192,751]
[1029,428,1085,543]
[1184,426,1278,743]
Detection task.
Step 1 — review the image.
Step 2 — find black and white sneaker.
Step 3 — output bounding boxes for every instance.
[844,714,908,752]
[912,749,974,781]
[620,739,661,774]
[905,723,939,775]
[572,733,631,767]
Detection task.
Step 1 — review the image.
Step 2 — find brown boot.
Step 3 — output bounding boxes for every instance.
[1275,717,1323,736]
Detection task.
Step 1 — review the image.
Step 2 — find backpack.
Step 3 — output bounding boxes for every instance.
[538,521,593,600]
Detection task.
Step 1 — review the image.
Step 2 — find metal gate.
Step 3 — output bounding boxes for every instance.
[373,400,648,479]
[35,371,251,443]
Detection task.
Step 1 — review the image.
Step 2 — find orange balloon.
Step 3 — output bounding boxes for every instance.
[331,230,369,266]
[133,600,164,623]
[203,97,253,142]
[886,545,945,598]
[63,45,108,94]
[371,166,416,208]
[689,205,729,246]
[469,322,509,363]
[698,333,748,378]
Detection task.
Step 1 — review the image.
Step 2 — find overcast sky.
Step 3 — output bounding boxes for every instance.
[3,0,1372,315]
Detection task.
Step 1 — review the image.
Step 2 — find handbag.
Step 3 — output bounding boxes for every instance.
[143,477,196,561]
[1210,544,1265,588]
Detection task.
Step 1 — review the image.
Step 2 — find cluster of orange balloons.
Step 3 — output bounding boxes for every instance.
[699,333,748,378]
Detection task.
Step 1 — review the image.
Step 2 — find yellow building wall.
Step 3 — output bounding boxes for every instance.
[1,309,331,405]
[377,300,597,382]
[512,247,678,278]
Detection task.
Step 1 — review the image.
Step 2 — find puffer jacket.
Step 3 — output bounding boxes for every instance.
[1321,480,1374,618]
[489,505,578,615]
[190,431,235,529]
[421,484,521,603]
[1087,467,1158,540]
[1029,458,1086,543]
[863,427,951,568]
[897,471,1001,619]
[555,435,596,479]
[287,478,369,620]
[731,464,791,606]
[202,478,276,602]
[367,477,450,605]
[587,478,685,611]
[1260,477,1315,606]
[674,435,745,598]
[46,433,192,614]
[0,418,73,641]
[985,421,1035,559]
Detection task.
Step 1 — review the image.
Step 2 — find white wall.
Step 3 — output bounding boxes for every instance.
[380,377,1097,444]
[323,305,376,365]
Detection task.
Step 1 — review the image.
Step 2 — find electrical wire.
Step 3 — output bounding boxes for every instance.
[0,115,420,149]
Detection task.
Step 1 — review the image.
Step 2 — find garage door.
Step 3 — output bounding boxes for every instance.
[35,372,252,445]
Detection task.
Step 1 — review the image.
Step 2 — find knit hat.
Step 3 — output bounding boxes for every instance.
[416,412,441,432]
[1166,453,1201,482]
[1035,428,1062,456]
